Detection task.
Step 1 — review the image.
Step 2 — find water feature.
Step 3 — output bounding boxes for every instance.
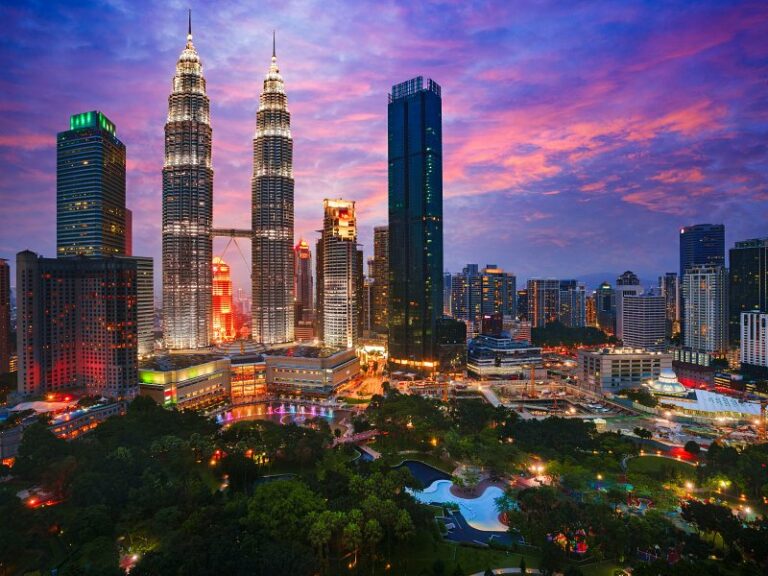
[409,479,508,531]
[216,403,344,427]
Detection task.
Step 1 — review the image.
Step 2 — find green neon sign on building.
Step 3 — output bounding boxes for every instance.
[69,110,117,136]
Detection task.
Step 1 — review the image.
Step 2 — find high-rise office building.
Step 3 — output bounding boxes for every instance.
[558,280,586,328]
[451,264,481,329]
[16,251,150,399]
[728,238,768,345]
[57,111,126,257]
[480,265,516,318]
[388,77,443,369]
[135,258,154,357]
[443,272,452,317]
[585,294,597,327]
[622,294,666,350]
[452,264,515,335]
[595,281,615,334]
[212,257,235,343]
[371,226,389,334]
[318,200,359,349]
[315,237,324,340]
[0,259,9,374]
[680,224,724,338]
[527,279,560,328]
[362,277,373,335]
[294,239,313,323]
[162,18,213,349]
[356,247,365,339]
[516,289,528,321]
[740,311,768,376]
[252,36,294,345]
[615,271,643,340]
[682,264,728,354]
[659,272,680,340]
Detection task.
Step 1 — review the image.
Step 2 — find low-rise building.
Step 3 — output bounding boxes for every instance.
[578,348,672,394]
[230,354,267,404]
[467,334,542,379]
[139,355,230,410]
[265,346,360,397]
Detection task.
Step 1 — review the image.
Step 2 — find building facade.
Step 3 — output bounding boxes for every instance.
[371,226,389,334]
[682,264,728,354]
[252,38,294,345]
[0,259,9,374]
[467,334,542,379]
[162,22,213,349]
[265,346,360,397]
[578,348,672,393]
[318,200,359,349]
[57,111,126,258]
[16,251,152,399]
[139,355,230,410]
[740,311,768,375]
[659,272,680,340]
[729,238,768,345]
[527,279,560,328]
[621,294,666,351]
[558,280,586,328]
[212,257,235,343]
[680,224,724,339]
[615,271,643,340]
[294,239,313,324]
[451,264,515,335]
[595,281,615,335]
[388,77,443,370]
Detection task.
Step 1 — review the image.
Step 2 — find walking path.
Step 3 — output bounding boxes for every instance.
[468,569,542,575]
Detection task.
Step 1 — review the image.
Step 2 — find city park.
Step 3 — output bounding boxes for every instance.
[2,358,767,576]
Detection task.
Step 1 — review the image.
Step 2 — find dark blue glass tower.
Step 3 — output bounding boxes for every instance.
[679,224,725,279]
[387,77,443,369]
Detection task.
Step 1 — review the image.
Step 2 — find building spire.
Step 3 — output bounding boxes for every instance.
[272,29,276,58]
[187,9,192,39]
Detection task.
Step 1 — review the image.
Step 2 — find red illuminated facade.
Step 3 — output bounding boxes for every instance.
[212,257,235,343]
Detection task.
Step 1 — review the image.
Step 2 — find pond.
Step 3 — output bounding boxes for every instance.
[394,459,451,487]
[409,479,509,532]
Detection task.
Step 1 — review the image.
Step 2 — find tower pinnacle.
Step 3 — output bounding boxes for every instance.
[272,29,276,58]
[187,9,192,40]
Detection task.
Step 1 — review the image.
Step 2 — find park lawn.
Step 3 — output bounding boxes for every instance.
[378,531,541,576]
[579,560,624,576]
[340,396,371,405]
[627,455,696,479]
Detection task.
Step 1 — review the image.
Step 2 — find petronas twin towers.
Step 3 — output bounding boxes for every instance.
[162,16,294,349]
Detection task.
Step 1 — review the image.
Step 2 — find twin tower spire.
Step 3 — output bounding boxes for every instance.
[162,12,294,350]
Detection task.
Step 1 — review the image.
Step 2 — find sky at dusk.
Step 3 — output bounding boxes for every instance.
[1,0,767,297]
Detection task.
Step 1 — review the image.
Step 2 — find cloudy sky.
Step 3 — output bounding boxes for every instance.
[1,0,767,295]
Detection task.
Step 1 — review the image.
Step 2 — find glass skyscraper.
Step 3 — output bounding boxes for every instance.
[388,77,443,369]
[162,19,213,349]
[57,111,126,257]
[252,36,294,345]
[729,238,768,344]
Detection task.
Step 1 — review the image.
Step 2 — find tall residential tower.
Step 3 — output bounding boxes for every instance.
[162,15,213,349]
[252,35,294,345]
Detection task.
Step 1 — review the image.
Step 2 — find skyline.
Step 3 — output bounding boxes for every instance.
[1,1,768,295]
